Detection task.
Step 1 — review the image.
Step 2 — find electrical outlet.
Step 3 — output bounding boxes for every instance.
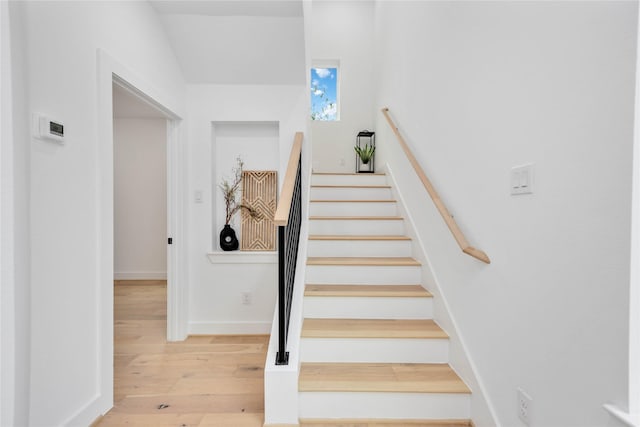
[517,387,533,425]
[339,157,345,166]
[241,291,252,305]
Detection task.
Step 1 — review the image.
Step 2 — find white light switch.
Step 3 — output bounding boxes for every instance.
[511,164,534,195]
[194,190,203,203]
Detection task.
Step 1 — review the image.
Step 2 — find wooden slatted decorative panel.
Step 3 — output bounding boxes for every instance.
[241,171,277,251]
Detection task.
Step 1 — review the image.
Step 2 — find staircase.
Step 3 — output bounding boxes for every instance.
[298,172,472,427]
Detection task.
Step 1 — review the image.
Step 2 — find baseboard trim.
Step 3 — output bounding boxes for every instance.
[114,271,167,280]
[61,394,110,427]
[188,321,272,335]
[89,414,104,427]
[603,404,640,427]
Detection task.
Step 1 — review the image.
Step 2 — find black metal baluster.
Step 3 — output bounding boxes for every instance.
[275,151,302,365]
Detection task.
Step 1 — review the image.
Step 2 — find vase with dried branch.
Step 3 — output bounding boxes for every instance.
[218,157,260,251]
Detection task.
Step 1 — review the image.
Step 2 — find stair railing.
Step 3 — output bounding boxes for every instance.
[381,108,490,264]
[273,132,304,365]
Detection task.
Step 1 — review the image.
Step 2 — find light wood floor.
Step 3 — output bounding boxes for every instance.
[299,420,472,427]
[96,280,268,427]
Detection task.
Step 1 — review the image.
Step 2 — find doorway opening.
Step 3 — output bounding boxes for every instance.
[110,78,179,412]
[112,80,170,373]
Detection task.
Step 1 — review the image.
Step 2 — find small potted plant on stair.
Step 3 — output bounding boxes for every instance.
[354,142,375,173]
[218,157,260,251]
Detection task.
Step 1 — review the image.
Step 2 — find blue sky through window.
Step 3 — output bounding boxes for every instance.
[310,67,338,121]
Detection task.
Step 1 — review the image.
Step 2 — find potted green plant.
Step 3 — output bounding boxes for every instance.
[354,143,375,171]
[218,157,260,251]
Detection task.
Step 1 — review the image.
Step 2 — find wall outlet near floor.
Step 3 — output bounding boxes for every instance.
[517,387,533,425]
[241,291,252,305]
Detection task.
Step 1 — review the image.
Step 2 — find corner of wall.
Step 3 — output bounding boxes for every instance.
[263,134,312,425]
[2,1,31,425]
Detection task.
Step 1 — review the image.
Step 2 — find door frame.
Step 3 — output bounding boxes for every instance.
[628,3,640,418]
[96,49,188,414]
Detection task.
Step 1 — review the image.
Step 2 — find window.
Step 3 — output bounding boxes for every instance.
[310,67,338,121]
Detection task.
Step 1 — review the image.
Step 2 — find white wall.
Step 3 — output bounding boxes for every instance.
[310,0,376,173]
[374,1,636,426]
[114,118,167,280]
[17,1,185,425]
[187,84,307,334]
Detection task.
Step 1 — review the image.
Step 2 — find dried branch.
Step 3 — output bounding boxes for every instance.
[219,157,262,224]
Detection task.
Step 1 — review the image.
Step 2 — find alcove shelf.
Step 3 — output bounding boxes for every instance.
[206,251,277,264]
[212,121,280,251]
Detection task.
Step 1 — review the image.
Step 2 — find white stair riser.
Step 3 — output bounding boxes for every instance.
[309,219,404,236]
[300,338,449,363]
[310,201,398,217]
[307,239,412,258]
[306,265,421,285]
[311,187,392,201]
[312,174,388,186]
[303,296,433,319]
[299,392,470,419]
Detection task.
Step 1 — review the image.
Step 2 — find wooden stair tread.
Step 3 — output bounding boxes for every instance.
[302,318,447,339]
[311,185,391,189]
[310,199,397,203]
[307,257,421,266]
[305,284,432,298]
[309,216,403,221]
[299,363,470,393]
[312,172,386,176]
[300,420,472,427]
[309,235,411,241]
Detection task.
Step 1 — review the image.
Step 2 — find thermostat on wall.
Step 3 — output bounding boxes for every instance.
[34,114,65,143]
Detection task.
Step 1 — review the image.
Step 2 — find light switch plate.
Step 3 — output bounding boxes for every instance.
[511,164,534,195]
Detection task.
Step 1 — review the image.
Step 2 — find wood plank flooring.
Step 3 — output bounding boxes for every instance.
[97,281,268,427]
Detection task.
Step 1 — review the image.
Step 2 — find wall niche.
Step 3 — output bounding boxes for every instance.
[212,121,279,251]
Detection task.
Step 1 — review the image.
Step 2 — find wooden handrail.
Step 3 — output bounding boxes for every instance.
[274,132,304,226]
[381,108,490,264]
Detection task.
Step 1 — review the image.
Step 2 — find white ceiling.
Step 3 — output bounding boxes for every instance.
[151,1,306,85]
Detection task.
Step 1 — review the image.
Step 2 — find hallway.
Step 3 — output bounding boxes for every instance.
[96,281,268,426]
